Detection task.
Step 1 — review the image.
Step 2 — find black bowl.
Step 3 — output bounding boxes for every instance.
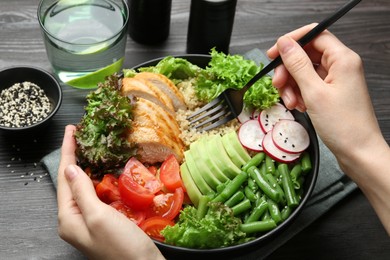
[132,55,319,259]
[0,66,62,133]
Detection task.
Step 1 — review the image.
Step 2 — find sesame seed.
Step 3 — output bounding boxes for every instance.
[0,82,52,128]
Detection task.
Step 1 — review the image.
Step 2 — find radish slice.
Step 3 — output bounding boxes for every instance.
[251,109,260,121]
[237,106,254,124]
[272,119,310,154]
[259,103,295,133]
[262,131,300,163]
[238,119,265,152]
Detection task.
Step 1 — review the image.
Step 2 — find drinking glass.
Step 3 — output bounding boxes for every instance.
[38,0,129,87]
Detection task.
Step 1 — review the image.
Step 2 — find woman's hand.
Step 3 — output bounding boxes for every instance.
[57,125,165,260]
[267,23,382,159]
[267,24,390,235]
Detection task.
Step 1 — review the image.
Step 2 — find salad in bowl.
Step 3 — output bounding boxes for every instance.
[74,49,319,258]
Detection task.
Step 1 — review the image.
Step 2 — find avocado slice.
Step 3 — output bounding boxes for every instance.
[207,134,241,180]
[180,162,202,207]
[189,140,222,189]
[184,150,214,195]
[225,130,251,162]
[222,131,247,168]
[196,136,229,183]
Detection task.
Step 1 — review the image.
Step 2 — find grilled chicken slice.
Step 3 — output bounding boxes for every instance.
[121,77,175,114]
[135,72,187,111]
[128,125,184,164]
[133,97,183,146]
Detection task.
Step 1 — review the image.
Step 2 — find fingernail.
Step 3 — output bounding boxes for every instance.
[65,164,79,181]
[277,36,294,54]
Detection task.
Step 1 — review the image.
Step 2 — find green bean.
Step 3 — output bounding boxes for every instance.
[244,186,258,202]
[290,164,303,189]
[248,166,282,203]
[301,152,312,174]
[224,190,245,208]
[265,173,286,205]
[293,175,305,190]
[240,219,277,234]
[196,195,211,219]
[245,199,268,223]
[281,206,293,221]
[232,198,252,216]
[278,164,299,207]
[290,164,302,181]
[275,169,282,186]
[243,211,251,223]
[267,199,282,224]
[212,171,248,203]
[254,194,266,206]
[254,190,263,203]
[242,152,265,172]
[265,155,275,175]
[247,177,258,192]
[216,180,230,194]
[259,160,267,175]
[261,210,271,221]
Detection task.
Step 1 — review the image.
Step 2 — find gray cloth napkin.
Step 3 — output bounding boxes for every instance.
[40,49,357,259]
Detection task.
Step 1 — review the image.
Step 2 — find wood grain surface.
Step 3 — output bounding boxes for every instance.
[0,0,389,259]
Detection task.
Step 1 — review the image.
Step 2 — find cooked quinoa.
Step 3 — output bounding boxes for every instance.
[176,79,240,149]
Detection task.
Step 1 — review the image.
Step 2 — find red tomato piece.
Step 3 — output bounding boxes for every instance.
[110,200,146,226]
[95,174,120,204]
[159,154,185,192]
[118,157,162,210]
[147,187,184,220]
[147,166,158,175]
[139,216,175,242]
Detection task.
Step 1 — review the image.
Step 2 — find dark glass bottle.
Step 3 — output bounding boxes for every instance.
[127,0,172,44]
[187,0,237,54]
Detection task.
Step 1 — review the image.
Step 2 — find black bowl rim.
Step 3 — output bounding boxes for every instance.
[131,54,320,255]
[0,65,63,131]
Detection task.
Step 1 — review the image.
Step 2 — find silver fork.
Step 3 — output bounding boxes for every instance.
[187,0,361,132]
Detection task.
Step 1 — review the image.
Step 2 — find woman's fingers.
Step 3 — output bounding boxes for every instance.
[64,164,103,218]
[275,35,324,100]
[57,125,77,209]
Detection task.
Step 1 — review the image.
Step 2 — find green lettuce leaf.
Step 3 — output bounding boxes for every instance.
[124,56,203,84]
[161,202,248,249]
[195,48,279,109]
[74,75,136,176]
[243,75,279,110]
[125,49,279,110]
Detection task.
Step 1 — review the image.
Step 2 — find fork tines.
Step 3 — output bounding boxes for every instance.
[187,97,236,132]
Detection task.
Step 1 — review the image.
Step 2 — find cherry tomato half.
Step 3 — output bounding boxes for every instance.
[118,157,162,210]
[110,200,146,226]
[95,174,120,204]
[146,187,184,220]
[159,154,185,192]
[147,166,158,175]
[139,216,175,242]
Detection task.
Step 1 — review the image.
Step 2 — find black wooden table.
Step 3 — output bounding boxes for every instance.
[0,0,389,259]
